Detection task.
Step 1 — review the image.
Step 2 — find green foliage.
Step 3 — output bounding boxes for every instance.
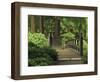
[28,57,53,66]
[28,32,48,48]
[28,32,58,66]
[28,46,57,66]
[60,32,75,48]
[43,47,58,61]
[60,17,88,62]
[82,40,88,63]
[28,15,88,65]
[60,17,88,40]
[61,32,75,41]
[43,16,56,37]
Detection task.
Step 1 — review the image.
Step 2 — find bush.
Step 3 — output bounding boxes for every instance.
[43,47,58,61]
[28,32,58,66]
[28,32,48,48]
[28,57,53,66]
[28,45,58,66]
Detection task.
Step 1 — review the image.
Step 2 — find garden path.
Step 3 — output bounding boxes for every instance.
[55,47,82,65]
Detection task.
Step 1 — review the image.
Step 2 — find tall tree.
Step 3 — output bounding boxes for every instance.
[30,15,35,32]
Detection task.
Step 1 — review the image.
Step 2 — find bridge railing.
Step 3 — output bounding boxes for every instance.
[65,32,83,56]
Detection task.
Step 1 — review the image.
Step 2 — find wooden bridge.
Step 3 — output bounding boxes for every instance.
[56,47,82,65]
[53,39,83,65]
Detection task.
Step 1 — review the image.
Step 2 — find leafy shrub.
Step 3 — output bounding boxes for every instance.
[43,47,58,61]
[82,40,88,64]
[28,45,58,66]
[28,57,53,66]
[29,47,50,58]
[28,32,58,66]
[28,42,37,47]
[28,32,48,48]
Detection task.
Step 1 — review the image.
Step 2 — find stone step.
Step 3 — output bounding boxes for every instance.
[58,57,82,61]
[57,60,83,65]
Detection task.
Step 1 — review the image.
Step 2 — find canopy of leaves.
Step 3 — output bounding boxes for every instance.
[60,17,88,40]
[61,32,75,41]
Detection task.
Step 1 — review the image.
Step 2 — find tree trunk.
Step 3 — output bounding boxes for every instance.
[40,16,44,33]
[30,16,35,32]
